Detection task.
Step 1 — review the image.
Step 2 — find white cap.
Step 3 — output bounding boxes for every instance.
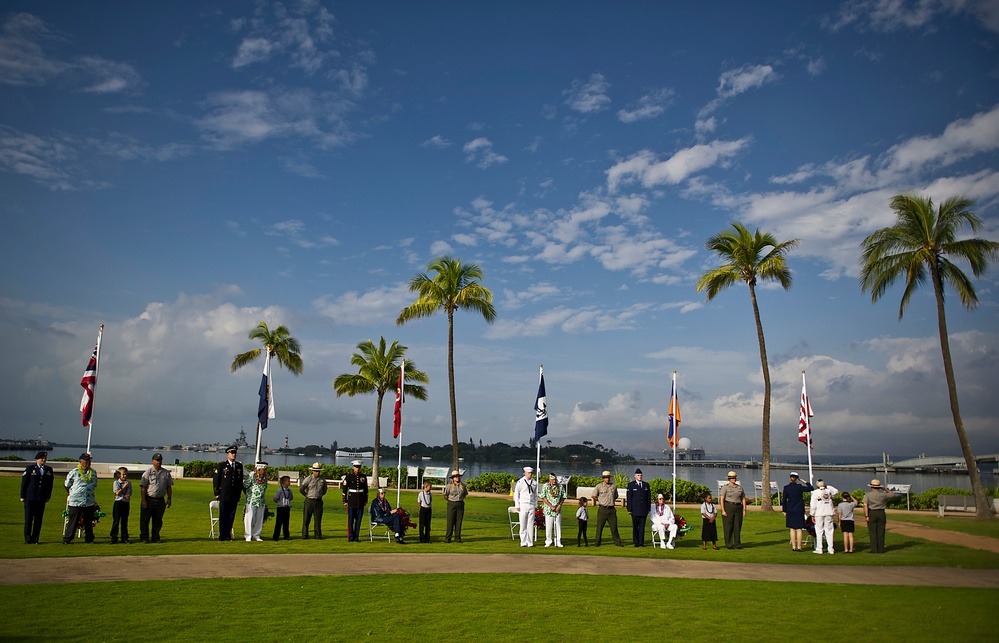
[523,466,533,473]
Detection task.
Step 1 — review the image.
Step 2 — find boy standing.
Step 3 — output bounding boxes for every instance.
[417,480,433,543]
[272,475,293,540]
[110,467,131,544]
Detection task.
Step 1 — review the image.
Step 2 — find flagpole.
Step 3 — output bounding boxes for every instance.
[396,360,405,507]
[803,371,814,484]
[671,371,677,510]
[254,347,270,464]
[86,324,104,454]
[536,365,543,475]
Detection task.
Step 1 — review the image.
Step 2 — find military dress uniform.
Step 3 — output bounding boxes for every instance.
[342,468,369,542]
[625,474,652,547]
[20,456,54,544]
[213,456,245,541]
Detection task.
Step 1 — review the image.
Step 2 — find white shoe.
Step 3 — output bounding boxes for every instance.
[555,544,563,548]
[544,543,551,547]
[666,542,675,550]
[828,550,834,555]
[813,550,822,554]
[245,538,251,542]
[253,537,263,541]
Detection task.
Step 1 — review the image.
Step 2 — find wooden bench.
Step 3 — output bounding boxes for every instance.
[576,486,626,507]
[938,494,976,516]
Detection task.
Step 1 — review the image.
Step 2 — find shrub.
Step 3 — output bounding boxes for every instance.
[466,472,516,494]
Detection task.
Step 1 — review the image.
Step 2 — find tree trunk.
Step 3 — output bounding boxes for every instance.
[749,283,774,512]
[373,391,384,484]
[931,263,994,519]
[448,308,459,473]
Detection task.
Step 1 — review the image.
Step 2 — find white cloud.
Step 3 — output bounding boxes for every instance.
[421,135,452,148]
[826,0,999,36]
[700,63,779,117]
[313,283,414,326]
[463,137,508,169]
[607,139,751,193]
[564,72,611,113]
[232,37,274,68]
[617,88,674,123]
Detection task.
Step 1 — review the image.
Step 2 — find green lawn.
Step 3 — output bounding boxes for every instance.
[0,575,993,641]
[892,512,999,538]
[3,476,998,568]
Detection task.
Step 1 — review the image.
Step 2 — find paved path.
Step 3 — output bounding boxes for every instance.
[2,553,997,588]
[888,521,999,553]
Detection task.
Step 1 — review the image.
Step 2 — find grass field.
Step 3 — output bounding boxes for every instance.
[0,574,994,641]
[4,475,998,641]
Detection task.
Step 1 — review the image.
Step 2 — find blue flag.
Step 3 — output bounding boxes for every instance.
[257,350,274,429]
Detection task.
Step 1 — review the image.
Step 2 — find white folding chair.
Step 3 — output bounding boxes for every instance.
[369,506,392,542]
[508,505,538,541]
[209,500,221,539]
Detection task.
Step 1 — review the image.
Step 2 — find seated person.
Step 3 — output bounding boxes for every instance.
[370,489,407,544]
[650,493,679,550]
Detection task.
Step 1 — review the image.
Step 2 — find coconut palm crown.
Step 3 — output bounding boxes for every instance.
[396,256,496,471]
[696,222,799,512]
[230,321,304,375]
[333,337,428,482]
[861,194,998,519]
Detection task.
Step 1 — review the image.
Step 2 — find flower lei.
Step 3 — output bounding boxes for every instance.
[253,468,268,485]
[76,464,94,483]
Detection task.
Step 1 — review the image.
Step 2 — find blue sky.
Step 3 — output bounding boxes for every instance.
[2,1,999,458]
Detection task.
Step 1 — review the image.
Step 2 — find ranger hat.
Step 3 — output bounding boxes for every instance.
[868,479,883,488]
[727,471,737,478]
[311,462,322,471]
[451,470,461,478]
[601,470,611,478]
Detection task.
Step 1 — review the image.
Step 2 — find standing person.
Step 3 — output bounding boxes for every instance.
[272,475,293,541]
[139,453,173,543]
[540,472,565,548]
[781,472,814,552]
[243,462,269,542]
[63,453,98,545]
[299,462,327,540]
[417,480,433,543]
[837,492,858,554]
[700,493,718,550]
[590,471,623,547]
[719,471,747,550]
[20,451,54,544]
[341,460,369,543]
[110,467,131,544]
[575,497,589,547]
[513,467,538,547]
[625,468,652,547]
[864,479,898,554]
[809,479,840,555]
[442,470,468,543]
[650,493,679,550]
[213,446,244,542]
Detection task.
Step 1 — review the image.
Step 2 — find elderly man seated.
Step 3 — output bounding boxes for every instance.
[370,489,407,544]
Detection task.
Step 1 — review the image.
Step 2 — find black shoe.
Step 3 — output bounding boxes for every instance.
[455,538,462,543]
[123,539,130,544]
[111,539,118,545]
[444,538,451,543]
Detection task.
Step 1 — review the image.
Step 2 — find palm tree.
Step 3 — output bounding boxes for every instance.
[396,256,496,471]
[861,194,999,519]
[230,321,303,462]
[333,337,428,482]
[696,222,799,512]
[230,321,304,375]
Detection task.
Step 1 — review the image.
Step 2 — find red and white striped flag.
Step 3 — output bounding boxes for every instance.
[79,327,103,427]
[798,374,813,449]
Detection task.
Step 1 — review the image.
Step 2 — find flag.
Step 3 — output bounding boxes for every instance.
[534,369,548,441]
[393,362,404,439]
[257,349,275,429]
[667,372,681,449]
[79,340,99,427]
[798,376,813,449]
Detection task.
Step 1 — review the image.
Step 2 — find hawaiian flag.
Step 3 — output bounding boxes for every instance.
[257,349,275,429]
[667,372,681,449]
[534,368,548,441]
[798,374,813,449]
[393,361,405,439]
[79,340,99,426]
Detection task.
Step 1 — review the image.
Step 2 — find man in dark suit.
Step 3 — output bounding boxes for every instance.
[20,451,54,544]
[213,446,244,541]
[626,468,652,547]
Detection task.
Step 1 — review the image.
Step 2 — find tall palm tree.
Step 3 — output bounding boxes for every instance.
[861,194,999,519]
[333,337,429,482]
[397,256,496,471]
[230,321,304,375]
[230,321,303,462]
[696,223,799,512]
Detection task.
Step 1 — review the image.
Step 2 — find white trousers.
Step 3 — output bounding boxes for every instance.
[244,505,264,540]
[518,506,535,546]
[544,514,562,547]
[814,514,834,553]
[652,522,678,546]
